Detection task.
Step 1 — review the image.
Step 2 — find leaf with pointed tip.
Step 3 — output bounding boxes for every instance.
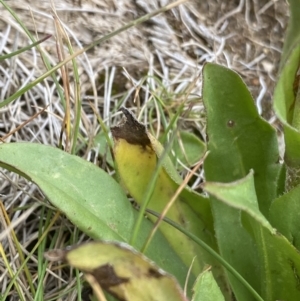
[192,269,225,301]
[202,62,283,301]
[203,171,300,301]
[269,183,300,250]
[0,142,191,290]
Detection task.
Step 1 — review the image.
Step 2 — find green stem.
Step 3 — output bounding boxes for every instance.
[0,35,51,61]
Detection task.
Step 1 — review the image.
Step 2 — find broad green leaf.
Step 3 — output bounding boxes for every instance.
[45,241,188,301]
[203,171,300,301]
[269,183,300,250]
[170,131,206,170]
[192,269,225,301]
[0,142,191,291]
[202,63,283,301]
[203,171,273,233]
[203,63,282,215]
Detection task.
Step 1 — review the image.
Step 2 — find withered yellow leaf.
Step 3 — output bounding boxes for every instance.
[110,107,216,277]
[45,241,188,301]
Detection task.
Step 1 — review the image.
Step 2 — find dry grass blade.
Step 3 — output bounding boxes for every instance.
[0,106,48,142]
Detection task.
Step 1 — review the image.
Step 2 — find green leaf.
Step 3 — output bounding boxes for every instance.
[203,171,273,233]
[192,269,225,301]
[154,130,225,294]
[274,0,300,189]
[0,142,191,291]
[202,63,283,301]
[170,131,206,170]
[151,127,222,289]
[93,130,114,167]
[150,131,214,233]
[203,171,300,301]
[203,63,282,215]
[274,71,300,191]
[269,183,300,250]
[279,0,300,72]
[274,47,300,163]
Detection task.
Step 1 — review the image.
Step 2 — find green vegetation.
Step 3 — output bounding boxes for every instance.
[1,0,300,300]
